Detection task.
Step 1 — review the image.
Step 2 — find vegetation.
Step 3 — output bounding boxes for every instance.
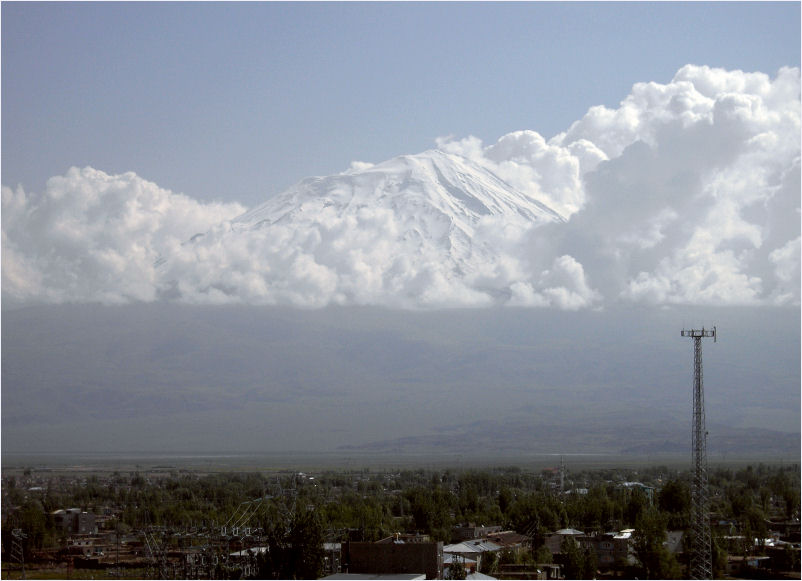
[633,509,681,579]
[255,509,324,579]
[2,462,799,579]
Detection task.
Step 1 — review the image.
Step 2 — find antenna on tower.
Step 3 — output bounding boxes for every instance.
[680,326,716,580]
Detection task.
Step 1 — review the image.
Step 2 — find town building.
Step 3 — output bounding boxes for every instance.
[340,540,443,580]
[452,524,503,542]
[544,528,585,555]
[590,529,635,569]
[52,508,97,535]
[617,481,655,504]
[545,527,641,572]
[443,539,502,572]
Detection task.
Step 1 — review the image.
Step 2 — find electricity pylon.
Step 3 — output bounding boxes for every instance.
[681,326,716,580]
[10,529,26,579]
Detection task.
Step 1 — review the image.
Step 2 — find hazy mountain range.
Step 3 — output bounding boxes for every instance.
[3,303,798,459]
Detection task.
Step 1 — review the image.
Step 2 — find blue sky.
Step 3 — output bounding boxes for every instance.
[3,1,800,207]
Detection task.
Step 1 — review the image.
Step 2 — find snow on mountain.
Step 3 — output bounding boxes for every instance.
[159,149,583,308]
[228,149,565,285]
[234,149,564,230]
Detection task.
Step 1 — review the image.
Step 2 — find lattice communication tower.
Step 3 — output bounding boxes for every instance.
[681,326,716,580]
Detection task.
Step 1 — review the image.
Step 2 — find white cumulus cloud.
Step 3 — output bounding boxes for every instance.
[2,65,799,309]
[2,167,245,305]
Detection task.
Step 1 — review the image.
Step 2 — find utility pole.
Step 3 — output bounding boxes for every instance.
[681,326,716,580]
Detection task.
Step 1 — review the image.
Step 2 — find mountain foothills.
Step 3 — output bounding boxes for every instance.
[2,65,799,309]
[2,304,798,457]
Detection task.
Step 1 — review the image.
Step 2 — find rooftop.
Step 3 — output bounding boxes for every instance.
[322,575,426,580]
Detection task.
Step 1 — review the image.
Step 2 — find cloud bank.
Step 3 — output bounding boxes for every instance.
[2,168,246,304]
[3,65,799,309]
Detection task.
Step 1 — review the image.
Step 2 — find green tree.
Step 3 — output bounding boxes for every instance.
[498,547,517,566]
[405,486,452,538]
[712,536,728,579]
[17,500,47,558]
[559,536,587,580]
[633,509,681,579]
[783,486,800,520]
[479,550,498,574]
[256,509,324,579]
[534,544,552,564]
[581,546,598,579]
[448,554,467,580]
[498,487,514,516]
[288,510,325,579]
[658,479,690,529]
[625,488,648,526]
[743,506,768,553]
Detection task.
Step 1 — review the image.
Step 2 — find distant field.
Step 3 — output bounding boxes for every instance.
[2,450,796,475]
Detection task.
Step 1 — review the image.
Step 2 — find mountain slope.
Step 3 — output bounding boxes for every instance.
[234,149,564,231]
[163,149,578,308]
[228,149,564,282]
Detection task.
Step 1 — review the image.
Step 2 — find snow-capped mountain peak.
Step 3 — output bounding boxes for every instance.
[157,149,585,308]
[232,149,565,233]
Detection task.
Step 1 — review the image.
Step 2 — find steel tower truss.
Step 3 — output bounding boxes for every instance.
[681,327,716,580]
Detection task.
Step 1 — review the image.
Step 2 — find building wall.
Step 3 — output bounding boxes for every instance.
[343,541,443,580]
[77,512,96,535]
[452,525,502,542]
[591,535,630,568]
[547,532,633,570]
[53,509,96,535]
[545,532,583,555]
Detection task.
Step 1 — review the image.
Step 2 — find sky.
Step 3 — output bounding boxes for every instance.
[1,2,800,458]
[3,2,800,207]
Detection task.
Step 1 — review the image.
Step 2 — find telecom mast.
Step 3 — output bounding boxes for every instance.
[681,326,716,580]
